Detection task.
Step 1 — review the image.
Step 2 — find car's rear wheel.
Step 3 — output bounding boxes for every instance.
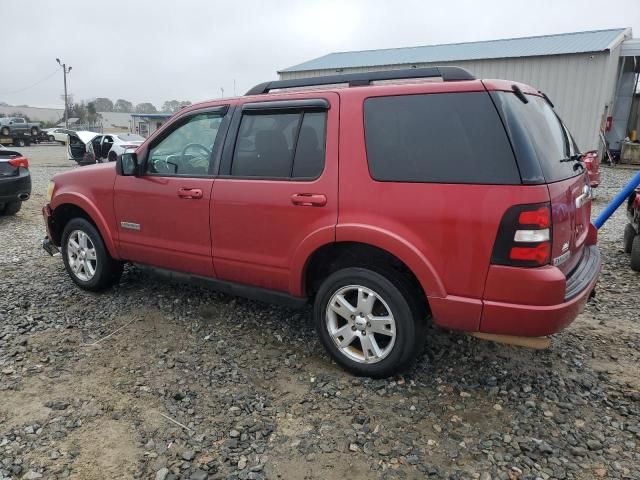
[108,151,117,162]
[0,127,9,136]
[61,218,123,291]
[314,267,426,378]
[30,127,38,136]
[623,223,636,254]
[631,235,640,272]
[2,201,21,216]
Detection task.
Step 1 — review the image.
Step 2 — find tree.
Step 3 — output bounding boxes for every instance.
[93,97,114,112]
[135,102,158,114]
[114,99,134,113]
[161,100,192,113]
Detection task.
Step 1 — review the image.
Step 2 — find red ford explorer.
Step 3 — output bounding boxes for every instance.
[42,67,600,377]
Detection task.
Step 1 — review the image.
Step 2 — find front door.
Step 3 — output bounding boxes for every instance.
[212,94,339,293]
[114,110,227,277]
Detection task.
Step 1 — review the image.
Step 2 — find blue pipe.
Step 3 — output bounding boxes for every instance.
[593,169,640,229]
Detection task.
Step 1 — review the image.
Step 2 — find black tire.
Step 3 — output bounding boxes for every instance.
[61,218,123,291]
[14,138,25,147]
[30,127,38,136]
[0,127,9,136]
[48,135,55,142]
[623,223,637,254]
[631,235,640,272]
[314,267,427,378]
[2,201,22,216]
[108,151,117,162]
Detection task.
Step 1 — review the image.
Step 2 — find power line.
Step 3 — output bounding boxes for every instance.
[0,69,59,95]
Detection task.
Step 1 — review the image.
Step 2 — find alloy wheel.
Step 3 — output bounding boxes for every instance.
[67,230,97,281]
[325,285,397,364]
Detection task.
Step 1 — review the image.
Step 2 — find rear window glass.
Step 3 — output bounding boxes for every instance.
[491,92,580,183]
[363,92,520,184]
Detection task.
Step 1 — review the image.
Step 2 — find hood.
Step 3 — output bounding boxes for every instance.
[52,161,116,190]
[70,130,101,144]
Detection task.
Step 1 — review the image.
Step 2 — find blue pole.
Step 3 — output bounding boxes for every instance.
[593,169,640,230]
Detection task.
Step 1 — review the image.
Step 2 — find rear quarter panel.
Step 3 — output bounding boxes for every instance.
[337,84,550,331]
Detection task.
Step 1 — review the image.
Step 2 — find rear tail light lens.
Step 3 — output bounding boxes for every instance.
[491,203,552,267]
[8,157,29,169]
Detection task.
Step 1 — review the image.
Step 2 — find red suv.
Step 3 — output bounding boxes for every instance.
[42,67,601,377]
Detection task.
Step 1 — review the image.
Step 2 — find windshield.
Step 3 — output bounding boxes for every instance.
[491,92,580,183]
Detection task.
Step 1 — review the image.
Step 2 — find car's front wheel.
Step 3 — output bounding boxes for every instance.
[314,267,426,378]
[0,127,9,136]
[48,135,55,142]
[631,235,640,272]
[61,218,123,291]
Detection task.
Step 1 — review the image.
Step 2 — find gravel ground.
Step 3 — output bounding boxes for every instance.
[0,145,639,480]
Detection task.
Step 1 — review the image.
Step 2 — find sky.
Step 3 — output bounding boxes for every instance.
[1,0,638,109]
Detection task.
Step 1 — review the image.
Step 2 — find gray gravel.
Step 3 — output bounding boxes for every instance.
[0,146,639,479]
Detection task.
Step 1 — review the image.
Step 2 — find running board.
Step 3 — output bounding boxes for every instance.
[468,332,551,349]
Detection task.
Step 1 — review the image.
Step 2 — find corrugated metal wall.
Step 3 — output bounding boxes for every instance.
[280,52,616,150]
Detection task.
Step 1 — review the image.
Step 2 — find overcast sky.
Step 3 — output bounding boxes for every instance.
[1,0,638,109]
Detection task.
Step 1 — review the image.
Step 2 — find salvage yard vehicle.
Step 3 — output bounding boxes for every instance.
[0,117,40,137]
[623,187,640,271]
[0,145,31,215]
[67,131,145,164]
[45,128,74,144]
[41,67,601,377]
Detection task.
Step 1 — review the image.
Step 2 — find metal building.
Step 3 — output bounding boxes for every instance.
[279,29,640,152]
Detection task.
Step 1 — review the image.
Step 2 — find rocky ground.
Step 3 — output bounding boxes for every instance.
[0,145,639,480]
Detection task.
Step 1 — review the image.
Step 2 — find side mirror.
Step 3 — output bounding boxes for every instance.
[117,152,141,176]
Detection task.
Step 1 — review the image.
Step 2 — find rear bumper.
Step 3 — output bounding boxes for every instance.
[0,171,31,203]
[480,246,601,337]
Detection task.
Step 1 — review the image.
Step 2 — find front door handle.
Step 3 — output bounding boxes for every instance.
[291,193,327,207]
[177,187,203,199]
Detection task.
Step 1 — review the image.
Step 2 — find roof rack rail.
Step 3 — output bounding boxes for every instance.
[245,66,475,95]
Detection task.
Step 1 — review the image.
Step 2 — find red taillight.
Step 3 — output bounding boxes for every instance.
[509,243,551,264]
[8,157,29,169]
[491,202,552,267]
[518,207,550,228]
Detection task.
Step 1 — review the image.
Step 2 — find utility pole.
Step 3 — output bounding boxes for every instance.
[233,79,236,97]
[56,58,72,128]
[220,87,224,99]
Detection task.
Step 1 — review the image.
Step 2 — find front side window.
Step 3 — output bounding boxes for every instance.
[231,110,326,179]
[146,113,222,176]
[364,92,520,184]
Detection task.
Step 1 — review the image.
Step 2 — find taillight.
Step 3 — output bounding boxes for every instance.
[491,202,552,267]
[8,156,29,169]
[121,144,139,149]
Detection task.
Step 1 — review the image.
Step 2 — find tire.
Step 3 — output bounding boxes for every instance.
[314,267,427,378]
[48,135,55,142]
[0,127,9,136]
[14,138,25,147]
[108,151,117,162]
[623,223,637,254]
[30,127,38,136]
[61,218,123,291]
[2,201,21,216]
[631,235,640,272]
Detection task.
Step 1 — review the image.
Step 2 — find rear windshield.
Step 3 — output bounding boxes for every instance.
[490,92,580,183]
[363,92,520,184]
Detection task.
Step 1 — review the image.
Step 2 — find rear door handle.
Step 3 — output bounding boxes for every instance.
[177,187,203,199]
[291,193,327,207]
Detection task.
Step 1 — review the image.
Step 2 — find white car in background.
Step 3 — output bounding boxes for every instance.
[67,131,145,164]
[44,128,74,144]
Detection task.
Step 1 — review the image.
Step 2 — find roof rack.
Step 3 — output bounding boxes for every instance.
[245,66,475,95]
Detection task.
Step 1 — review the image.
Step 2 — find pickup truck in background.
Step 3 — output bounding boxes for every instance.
[0,117,41,137]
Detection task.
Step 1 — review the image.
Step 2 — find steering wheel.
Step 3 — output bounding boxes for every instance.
[181,143,211,159]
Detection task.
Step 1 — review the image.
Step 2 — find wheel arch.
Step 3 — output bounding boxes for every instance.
[50,197,119,258]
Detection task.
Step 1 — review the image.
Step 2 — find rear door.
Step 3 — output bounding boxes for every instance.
[211,95,338,293]
[490,91,591,274]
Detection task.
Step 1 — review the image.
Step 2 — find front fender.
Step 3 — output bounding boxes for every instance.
[51,192,120,259]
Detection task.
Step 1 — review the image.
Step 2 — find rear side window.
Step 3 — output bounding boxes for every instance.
[491,92,580,183]
[364,92,520,184]
[231,111,326,179]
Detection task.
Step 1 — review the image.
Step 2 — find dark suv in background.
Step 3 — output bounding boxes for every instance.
[43,67,600,377]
